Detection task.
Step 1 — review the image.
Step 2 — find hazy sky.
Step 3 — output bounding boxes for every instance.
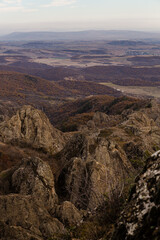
[0,0,160,34]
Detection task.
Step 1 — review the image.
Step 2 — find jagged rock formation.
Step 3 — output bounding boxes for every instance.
[142,99,160,127]
[111,155,160,240]
[54,101,160,214]
[80,105,160,171]
[0,157,67,240]
[0,105,65,154]
[79,111,122,132]
[0,102,160,239]
[120,110,160,168]
[12,157,58,210]
[0,195,65,240]
[56,133,133,210]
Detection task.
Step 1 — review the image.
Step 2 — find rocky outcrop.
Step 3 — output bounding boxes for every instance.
[111,155,160,240]
[55,201,82,226]
[0,101,160,239]
[83,109,160,170]
[0,195,65,240]
[0,157,66,240]
[121,111,156,135]
[54,103,160,212]
[142,99,160,127]
[120,111,160,164]
[12,157,58,210]
[57,133,133,211]
[79,112,122,132]
[92,112,122,128]
[0,105,65,154]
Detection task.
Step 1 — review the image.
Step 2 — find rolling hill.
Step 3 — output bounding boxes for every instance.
[0,71,67,100]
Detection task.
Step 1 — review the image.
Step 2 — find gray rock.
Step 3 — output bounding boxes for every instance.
[0,157,66,240]
[12,157,58,210]
[55,201,82,226]
[0,194,65,240]
[111,157,160,240]
[0,105,65,154]
[57,133,133,210]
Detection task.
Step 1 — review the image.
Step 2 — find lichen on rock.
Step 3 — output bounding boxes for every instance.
[111,155,160,240]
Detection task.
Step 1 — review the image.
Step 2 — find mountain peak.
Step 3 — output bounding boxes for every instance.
[0,105,65,154]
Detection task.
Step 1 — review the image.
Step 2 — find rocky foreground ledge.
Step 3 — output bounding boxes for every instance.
[0,155,160,240]
[111,155,160,240]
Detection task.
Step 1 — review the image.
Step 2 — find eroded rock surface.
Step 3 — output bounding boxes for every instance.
[57,133,133,210]
[55,201,82,226]
[0,105,65,154]
[0,102,160,239]
[111,156,160,240]
[12,157,58,210]
[0,157,66,240]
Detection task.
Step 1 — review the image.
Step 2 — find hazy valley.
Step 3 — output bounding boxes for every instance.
[0,30,160,240]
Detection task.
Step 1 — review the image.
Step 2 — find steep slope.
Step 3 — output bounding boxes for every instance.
[55,132,133,210]
[111,154,160,240]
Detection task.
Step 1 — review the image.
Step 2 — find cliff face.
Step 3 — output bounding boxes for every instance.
[56,133,133,210]
[111,155,160,240]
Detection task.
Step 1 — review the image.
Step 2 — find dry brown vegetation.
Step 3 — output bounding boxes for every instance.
[0,71,121,104]
[49,95,150,131]
[82,66,160,86]
[0,71,67,98]
[57,80,120,96]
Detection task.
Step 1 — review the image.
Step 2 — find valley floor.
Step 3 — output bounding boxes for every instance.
[100,82,160,99]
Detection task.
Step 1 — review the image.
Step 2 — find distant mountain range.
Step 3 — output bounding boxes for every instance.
[1,30,160,41]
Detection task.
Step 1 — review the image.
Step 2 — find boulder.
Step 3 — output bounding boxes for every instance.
[55,201,82,226]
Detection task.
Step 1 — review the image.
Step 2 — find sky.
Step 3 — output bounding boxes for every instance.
[0,0,160,34]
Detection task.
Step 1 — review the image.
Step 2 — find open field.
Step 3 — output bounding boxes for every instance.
[0,38,160,107]
[100,82,160,99]
[1,40,160,68]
